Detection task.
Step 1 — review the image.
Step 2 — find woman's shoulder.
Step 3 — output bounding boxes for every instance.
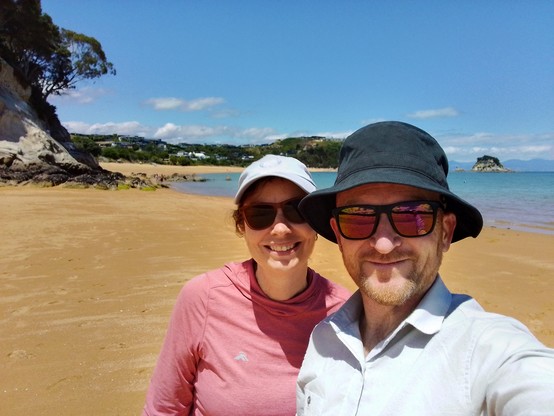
[181,260,251,295]
[310,269,352,301]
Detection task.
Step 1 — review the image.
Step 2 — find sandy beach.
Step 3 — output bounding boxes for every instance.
[1,162,553,415]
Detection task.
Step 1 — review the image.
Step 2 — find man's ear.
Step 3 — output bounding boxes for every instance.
[441,212,457,253]
[330,217,343,252]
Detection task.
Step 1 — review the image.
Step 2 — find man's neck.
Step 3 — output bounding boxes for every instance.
[359,295,420,355]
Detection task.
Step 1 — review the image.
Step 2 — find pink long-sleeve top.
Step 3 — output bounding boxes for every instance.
[143,259,350,416]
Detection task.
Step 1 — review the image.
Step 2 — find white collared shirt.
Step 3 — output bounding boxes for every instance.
[297,277,554,415]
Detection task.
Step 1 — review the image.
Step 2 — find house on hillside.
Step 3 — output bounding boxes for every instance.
[176,151,208,160]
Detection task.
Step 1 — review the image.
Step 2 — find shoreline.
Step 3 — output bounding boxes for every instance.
[101,162,554,236]
[1,164,553,415]
[99,161,336,176]
[100,161,246,176]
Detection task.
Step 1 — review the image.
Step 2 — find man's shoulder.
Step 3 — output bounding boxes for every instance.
[445,297,541,347]
[312,291,361,334]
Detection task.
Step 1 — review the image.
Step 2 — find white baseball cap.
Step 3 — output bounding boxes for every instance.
[234,154,317,204]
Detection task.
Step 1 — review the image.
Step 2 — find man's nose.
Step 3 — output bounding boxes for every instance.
[368,213,401,253]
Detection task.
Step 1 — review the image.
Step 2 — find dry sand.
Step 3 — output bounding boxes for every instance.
[1,162,553,415]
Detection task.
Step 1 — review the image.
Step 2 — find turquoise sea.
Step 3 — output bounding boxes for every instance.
[172,171,554,235]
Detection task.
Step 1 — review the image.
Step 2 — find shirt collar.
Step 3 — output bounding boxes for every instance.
[330,290,363,334]
[327,292,364,358]
[329,276,452,336]
[405,276,452,335]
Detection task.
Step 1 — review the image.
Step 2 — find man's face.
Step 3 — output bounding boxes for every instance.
[330,183,456,307]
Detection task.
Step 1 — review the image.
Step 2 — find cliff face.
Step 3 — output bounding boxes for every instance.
[0,58,122,186]
[471,155,511,172]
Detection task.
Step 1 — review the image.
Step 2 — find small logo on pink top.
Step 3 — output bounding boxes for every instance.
[234,352,249,362]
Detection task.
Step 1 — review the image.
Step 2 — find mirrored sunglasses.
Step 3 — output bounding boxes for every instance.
[242,197,305,230]
[332,200,443,239]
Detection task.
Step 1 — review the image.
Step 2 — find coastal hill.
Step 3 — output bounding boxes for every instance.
[75,132,554,172]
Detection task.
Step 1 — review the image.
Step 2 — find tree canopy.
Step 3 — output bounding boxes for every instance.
[0,0,115,99]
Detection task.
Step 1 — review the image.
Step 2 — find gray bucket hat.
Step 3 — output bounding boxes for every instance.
[299,121,483,243]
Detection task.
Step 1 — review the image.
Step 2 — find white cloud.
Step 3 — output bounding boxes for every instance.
[145,97,225,112]
[145,97,183,110]
[519,145,552,153]
[50,87,111,104]
[314,130,351,139]
[65,120,273,143]
[438,131,554,161]
[153,123,232,141]
[263,129,351,141]
[211,108,242,119]
[262,133,289,142]
[61,119,554,161]
[240,127,277,140]
[186,97,225,111]
[152,123,279,144]
[62,121,153,137]
[407,107,459,119]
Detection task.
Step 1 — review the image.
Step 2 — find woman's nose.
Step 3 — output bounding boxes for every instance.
[270,210,292,234]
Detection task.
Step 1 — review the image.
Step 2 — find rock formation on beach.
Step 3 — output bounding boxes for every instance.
[0,58,123,187]
[471,155,511,172]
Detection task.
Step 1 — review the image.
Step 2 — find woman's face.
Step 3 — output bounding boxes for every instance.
[241,178,317,276]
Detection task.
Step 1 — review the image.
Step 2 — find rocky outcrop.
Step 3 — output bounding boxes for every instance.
[471,155,511,172]
[0,58,124,187]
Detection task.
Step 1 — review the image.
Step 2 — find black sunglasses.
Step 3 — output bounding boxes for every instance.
[332,200,444,240]
[241,197,306,230]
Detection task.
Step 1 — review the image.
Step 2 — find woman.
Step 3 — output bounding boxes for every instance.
[143,155,350,415]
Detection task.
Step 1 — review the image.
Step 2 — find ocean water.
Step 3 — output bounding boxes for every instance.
[172,171,554,235]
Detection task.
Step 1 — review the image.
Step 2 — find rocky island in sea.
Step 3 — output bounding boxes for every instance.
[471,155,512,172]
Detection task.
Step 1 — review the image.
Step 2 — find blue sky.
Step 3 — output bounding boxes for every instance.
[41,0,553,162]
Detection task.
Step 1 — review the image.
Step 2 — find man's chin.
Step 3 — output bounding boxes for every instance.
[359,277,417,306]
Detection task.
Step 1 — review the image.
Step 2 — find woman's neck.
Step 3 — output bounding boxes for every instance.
[254,265,310,301]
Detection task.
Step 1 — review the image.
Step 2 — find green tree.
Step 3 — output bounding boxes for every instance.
[0,0,115,99]
[40,29,115,99]
[0,0,61,83]
[71,135,102,157]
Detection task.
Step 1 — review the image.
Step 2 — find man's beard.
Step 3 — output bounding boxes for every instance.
[345,246,443,307]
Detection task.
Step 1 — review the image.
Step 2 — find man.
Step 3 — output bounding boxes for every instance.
[296,121,554,415]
